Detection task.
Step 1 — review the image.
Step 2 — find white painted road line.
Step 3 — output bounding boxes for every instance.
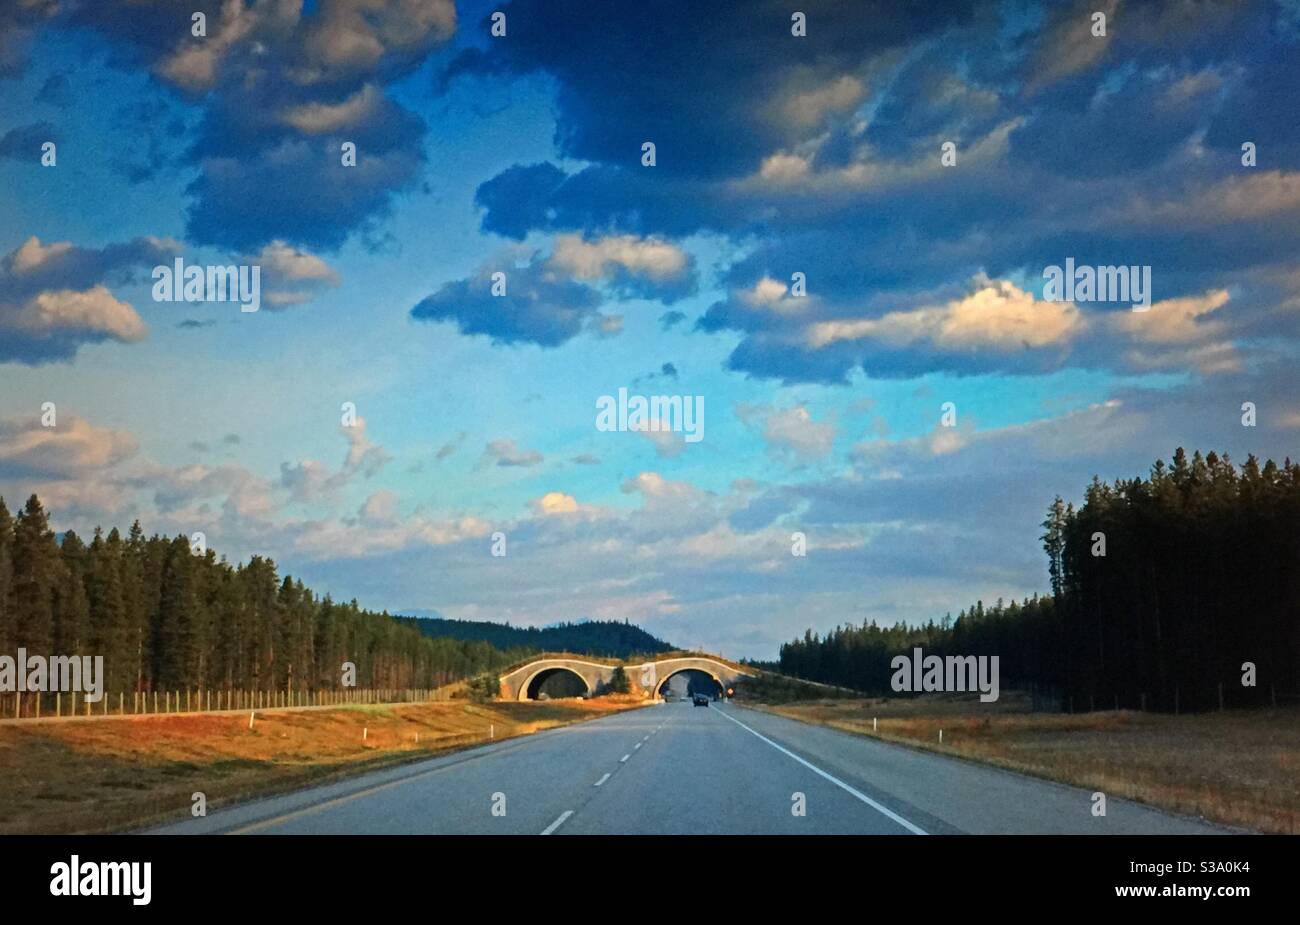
[593,773,611,787]
[541,810,573,835]
[715,707,928,835]
[619,753,630,762]
[634,742,642,750]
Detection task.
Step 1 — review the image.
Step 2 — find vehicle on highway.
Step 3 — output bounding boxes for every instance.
[692,694,709,707]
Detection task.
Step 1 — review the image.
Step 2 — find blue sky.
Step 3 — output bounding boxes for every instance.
[2,0,1298,658]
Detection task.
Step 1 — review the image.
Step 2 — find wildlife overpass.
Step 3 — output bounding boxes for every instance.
[499,655,753,701]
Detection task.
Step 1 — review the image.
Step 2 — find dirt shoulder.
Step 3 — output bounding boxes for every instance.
[0,696,643,834]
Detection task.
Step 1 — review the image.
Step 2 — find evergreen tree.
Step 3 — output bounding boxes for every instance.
[53,530,91,655]
[0,495,526,699]
[778,450,1299,713]
[0,498,14,654]
[608,664,631,694]
[11,495,60,652]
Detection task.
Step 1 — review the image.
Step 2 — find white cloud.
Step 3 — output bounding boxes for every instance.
[550,234,690,282]
[737,403,836,461]
[807,277,1082,352]
[7,236,73,274]
[0,415,138,479]
[738,276,809,315]
[530,491,580,516]
[778,74,866,128]
[281,84,381,134]
[252,240,341,284]
[5,286,147,343]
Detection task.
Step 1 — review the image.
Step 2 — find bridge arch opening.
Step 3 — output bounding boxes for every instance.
[657,668,724,701]
[521,667,591,701]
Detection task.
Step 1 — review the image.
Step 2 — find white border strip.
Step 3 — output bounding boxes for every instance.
[715,707,928,835]
[541,810,574,835]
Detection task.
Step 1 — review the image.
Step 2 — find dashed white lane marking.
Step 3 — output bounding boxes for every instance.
[541,810,573,835]
[593,773,611,787]
[634,742,642,750]
[620,753,630,762]
[714,707,928,836]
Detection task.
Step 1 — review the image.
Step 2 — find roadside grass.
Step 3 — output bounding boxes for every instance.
[0,697,641,834]
[749,693,1300,834]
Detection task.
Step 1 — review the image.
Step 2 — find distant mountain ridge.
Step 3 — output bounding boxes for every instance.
[398,616,673,659]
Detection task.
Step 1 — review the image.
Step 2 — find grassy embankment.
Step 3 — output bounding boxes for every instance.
[0,696,643,834]
[741,689,1299,833]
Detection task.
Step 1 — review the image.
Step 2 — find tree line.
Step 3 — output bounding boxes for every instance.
[0,494,525,697]
[779,449,1300,712]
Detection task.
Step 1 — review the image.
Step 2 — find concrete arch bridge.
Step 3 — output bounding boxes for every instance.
[499,655,753,701]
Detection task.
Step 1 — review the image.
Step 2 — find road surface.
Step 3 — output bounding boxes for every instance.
[147,702,1229,835]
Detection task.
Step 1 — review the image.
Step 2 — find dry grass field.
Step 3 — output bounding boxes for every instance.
[755,693,1300,834]
[0,696,643,834]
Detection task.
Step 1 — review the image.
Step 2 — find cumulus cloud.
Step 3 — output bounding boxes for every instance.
[737,403,836,462]
[66,0,458,251]
[0,415,138,479]
[245,240,341,308]
[529,491,581,516]
[442,1,1297,386]
[806,278,1083,352]
[0,235,179,364]
[411,235,696,347]
[549,233,695,299]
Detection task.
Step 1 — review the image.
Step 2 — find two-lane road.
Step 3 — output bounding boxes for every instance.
[148,702,1229,835]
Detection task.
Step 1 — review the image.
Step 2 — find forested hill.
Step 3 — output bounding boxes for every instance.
[0,494,524,696]
[399,617,673,659]
[779,448,1300,713]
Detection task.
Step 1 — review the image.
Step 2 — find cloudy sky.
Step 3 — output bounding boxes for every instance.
[2,0,1298,658]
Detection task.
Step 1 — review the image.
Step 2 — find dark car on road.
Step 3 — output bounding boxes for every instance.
[692,694,710,707]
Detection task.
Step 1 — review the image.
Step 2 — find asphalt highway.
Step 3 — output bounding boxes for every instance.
[147,701,1229,835]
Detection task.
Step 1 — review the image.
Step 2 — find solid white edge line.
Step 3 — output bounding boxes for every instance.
[594,773,611,787]
[541,810,573,835]
[715,707,928,835]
